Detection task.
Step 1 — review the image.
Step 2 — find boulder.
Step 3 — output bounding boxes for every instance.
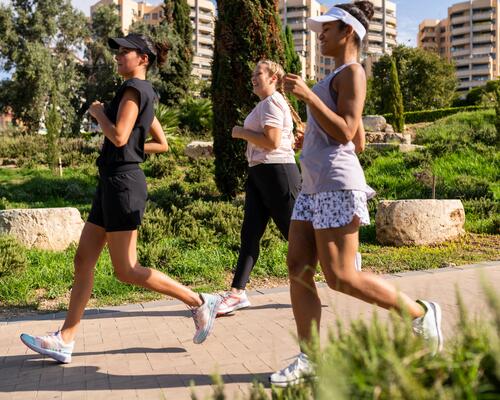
[366,132,385,143]
[362,115,387,132]
[402,133,412,145]
[184,141,213,159]
[0,208,84,251]
[384,124,394,134]
[375,200,465,246]
[399,144,424,153]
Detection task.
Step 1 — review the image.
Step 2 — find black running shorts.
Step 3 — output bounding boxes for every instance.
[88,167,147,232]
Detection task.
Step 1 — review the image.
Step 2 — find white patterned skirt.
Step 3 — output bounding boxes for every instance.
[291,190,371,229]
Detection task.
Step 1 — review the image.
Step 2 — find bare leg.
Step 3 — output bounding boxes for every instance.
[60,222,106,343]
[106,230,203,308]
[287,220,320,347]
[314,217,424,318]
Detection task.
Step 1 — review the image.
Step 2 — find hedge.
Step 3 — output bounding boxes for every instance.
[382,105,491,124]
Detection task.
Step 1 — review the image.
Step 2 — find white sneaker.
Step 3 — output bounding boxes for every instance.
[20,330,74,363]
[191,293,222,344]
[217,291,251,315]
[355,252,362,272]
[412,300,443,355]
[269,352,313,387]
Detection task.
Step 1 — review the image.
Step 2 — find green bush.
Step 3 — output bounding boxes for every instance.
[155,103,180,135]
[384,105,490,124]
[179,97,213,135]
[440,175,494,200]
[0,235,28,277]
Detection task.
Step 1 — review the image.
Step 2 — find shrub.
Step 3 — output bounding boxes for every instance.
[440,175,493,200]
[194,286,500,399]
[0,235,28,277]
[384,106,490,124]
[155,103,180,135]
[179,97,213,135]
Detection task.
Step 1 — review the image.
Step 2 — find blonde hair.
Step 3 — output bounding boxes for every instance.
[256,60,305,149]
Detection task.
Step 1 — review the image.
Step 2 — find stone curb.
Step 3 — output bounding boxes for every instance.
[1,260,498,325]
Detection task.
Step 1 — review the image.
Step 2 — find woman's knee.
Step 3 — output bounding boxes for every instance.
[288,257,316,282]
[325,271,356,293]
[113,263,139,284]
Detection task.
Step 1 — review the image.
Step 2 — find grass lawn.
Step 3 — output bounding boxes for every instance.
[0,110,498,312]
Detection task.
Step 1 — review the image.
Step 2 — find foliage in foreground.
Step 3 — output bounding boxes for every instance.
[194,284,500,399]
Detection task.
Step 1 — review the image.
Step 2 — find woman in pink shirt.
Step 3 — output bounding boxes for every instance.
[217,60,303,315]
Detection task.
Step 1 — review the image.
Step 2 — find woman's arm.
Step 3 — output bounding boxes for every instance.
[284,67,366,145]
[232,125,281,150]
[88,88,139,147]
[145,117,169,154]
[352,122,366,153]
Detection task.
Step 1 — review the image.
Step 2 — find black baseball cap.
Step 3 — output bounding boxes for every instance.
[108,33,156,64]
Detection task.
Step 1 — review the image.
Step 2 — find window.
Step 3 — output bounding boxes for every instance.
[325,68,331,75]
[144,13,150,20]
[325,58,331,65]
[152,13,158,20]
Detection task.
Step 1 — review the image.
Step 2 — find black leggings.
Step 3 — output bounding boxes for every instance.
[231,163,301,289]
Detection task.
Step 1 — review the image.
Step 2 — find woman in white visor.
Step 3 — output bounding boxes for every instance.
[270,1,443,387]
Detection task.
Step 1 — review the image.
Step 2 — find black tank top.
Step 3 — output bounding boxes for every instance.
[96,78,158,170]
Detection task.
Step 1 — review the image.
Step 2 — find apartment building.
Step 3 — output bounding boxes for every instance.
[417,0,499,93]
[278,0,326,81]
[360,0,397,77]
[90,0,215,80]
[189,0,215,81]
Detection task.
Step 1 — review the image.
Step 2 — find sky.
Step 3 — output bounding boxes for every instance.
[0,0,462,79]
[70,0,454,46]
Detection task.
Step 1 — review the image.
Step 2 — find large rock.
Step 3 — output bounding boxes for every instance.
[0,208,84,251]
[375,200,465,246]
[184,141,213,159]
[362,115,387,132]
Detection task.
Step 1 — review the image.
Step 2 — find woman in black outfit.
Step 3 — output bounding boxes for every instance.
[20,33,221,363]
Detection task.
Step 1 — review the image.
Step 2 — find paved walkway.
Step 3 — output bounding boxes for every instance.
[0,261,499,400]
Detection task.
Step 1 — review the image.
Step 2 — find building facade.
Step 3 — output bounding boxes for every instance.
[90,0,215,81]
[417,0,499,94]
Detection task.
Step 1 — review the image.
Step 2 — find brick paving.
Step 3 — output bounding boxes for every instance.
[0,261,498,400]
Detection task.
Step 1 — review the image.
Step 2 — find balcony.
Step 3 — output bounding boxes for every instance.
[473,34,495,43]
[451,37,470,46]
[470,65,492,74]
[453,57,470,66]
[472,11,494,22]
[456,68,471,77]
[286,9,307,19]
[197,47,213,57]
[472,45,494,55]
[472,23,494,33]
[451,26,470,35]
[450,15,470,25]
[452,48,472,57]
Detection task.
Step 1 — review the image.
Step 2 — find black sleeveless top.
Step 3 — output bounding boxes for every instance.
[96,78,158,170]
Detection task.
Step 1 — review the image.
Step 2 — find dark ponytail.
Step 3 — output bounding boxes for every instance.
[154,41,169,67]
[336,1,374,48]
[138,34,170,69]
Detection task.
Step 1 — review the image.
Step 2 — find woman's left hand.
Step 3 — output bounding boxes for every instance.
[88,101,105,119]
[284,74,312,102]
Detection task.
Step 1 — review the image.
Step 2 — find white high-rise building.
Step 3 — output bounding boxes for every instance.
[90,0,215,80]
[418,0,500,94]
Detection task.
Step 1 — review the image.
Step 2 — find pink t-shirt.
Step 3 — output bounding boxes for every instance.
[244,91,296,167]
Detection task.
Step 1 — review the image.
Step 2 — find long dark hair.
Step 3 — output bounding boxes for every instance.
[137,34,170,69]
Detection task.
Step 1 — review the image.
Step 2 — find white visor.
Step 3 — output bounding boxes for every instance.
[307,6,366,40]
